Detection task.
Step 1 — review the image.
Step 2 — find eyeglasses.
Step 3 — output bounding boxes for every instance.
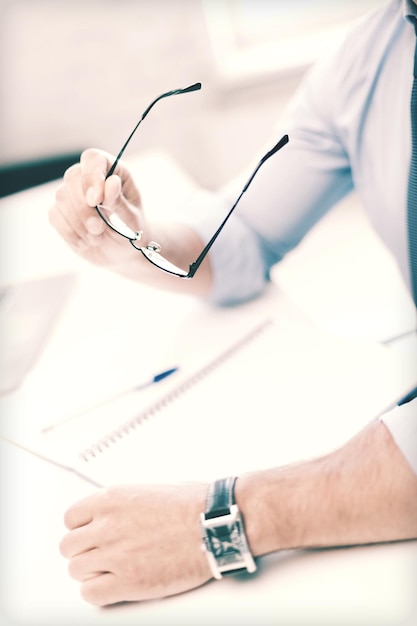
[96,83,289,279]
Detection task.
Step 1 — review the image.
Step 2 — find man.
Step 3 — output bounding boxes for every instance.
[52,0,416,607]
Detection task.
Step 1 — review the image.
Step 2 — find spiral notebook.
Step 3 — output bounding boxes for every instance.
[26,312,417,489]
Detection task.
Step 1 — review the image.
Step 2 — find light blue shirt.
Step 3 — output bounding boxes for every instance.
[181,0,417,473]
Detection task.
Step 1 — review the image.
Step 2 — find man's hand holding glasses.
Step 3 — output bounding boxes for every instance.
[50,83,288,290]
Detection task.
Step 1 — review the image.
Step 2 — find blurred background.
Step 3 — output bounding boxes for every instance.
[0,0,384,194]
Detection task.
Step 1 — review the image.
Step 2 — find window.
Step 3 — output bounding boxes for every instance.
[203,0,386,87]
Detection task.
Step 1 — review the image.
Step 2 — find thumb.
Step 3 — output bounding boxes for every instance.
[103,173,123,208]
[95,174,142,236]
[83,177,122,236]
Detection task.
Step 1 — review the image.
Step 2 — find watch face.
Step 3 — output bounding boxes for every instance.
[200,501,257,577]
[208,523,243,566]
[203,506,252,573]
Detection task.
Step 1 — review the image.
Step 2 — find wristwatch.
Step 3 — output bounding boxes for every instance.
[199,476,257,579]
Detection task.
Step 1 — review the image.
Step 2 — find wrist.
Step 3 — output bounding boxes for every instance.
[234,469,298,556]
[234,472,276,557]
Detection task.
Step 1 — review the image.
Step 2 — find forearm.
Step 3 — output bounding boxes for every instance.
[236,419,417,556]
[60,419,417,606]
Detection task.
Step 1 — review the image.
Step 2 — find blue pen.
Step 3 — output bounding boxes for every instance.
[104,367,179,398]
[42,367,179,433]
[148,367,178,385]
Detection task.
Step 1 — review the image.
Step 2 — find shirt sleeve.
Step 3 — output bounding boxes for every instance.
[178,40,355,305]
[380,400,417,476]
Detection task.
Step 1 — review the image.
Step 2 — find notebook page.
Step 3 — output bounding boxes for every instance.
[39,316,417,487]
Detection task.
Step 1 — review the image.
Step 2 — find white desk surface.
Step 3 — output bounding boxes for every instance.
[0,152,416,626]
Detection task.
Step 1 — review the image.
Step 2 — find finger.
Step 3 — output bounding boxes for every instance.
[103,174,122,206]
[50,183,92,247]
[79,148,112,207]
[99,174,142,232]
[80,153,140,235]
[53,165,103,243]
[60,524,97,559]
[80,572,120,607]
[67,548,106,582]
[63,492,99,530]
[85,212,107,236]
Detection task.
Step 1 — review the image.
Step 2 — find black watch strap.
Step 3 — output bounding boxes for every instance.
[205,476,237,518]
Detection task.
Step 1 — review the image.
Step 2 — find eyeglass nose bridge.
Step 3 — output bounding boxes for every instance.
[130,239,162,254]
[135,242,190,277]
[96,202,190,276]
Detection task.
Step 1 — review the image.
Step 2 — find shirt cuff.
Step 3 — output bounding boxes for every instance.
[176,189,267,305]
[380,399,417,476]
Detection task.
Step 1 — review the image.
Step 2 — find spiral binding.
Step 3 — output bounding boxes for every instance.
[78,318,273,462]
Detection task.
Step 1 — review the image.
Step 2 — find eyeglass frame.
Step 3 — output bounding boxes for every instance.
[95,82,289,279]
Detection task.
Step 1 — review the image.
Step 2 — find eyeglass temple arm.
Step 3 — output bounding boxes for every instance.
[105,82,202,179]
[187,133,289,278]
